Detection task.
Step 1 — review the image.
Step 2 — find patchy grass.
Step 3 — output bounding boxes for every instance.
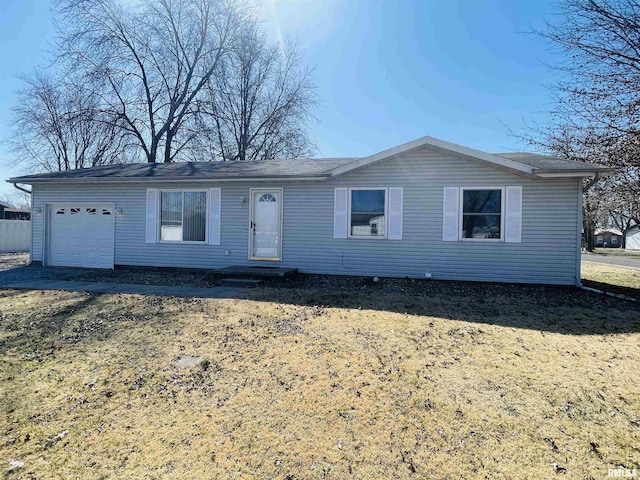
[1,281,639,479]
[582,262,640,299]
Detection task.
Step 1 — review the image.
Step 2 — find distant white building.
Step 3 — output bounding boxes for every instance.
[626,226,640,251]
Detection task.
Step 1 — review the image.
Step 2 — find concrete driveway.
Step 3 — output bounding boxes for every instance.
[0,253,86,285]
[582,252,640,269]
[0,253,244,298]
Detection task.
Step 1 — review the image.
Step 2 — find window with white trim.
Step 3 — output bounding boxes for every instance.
[611,235,618,244]
[160,191,207,242]
[461,189,502,239]
[350,189,386,237]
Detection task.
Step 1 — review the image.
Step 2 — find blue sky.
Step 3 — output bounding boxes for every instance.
[0,0,558,198]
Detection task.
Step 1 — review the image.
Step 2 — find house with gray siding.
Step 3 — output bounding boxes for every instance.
[594,228,623,248]
[0,201,30,220]
[7,136,610,286]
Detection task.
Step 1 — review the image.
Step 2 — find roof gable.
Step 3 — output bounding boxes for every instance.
[329,136,610,178]
[329,136,535,177]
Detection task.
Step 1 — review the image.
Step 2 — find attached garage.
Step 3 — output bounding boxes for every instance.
[46,204,115,269]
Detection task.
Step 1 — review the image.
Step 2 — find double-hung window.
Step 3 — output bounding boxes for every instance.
[160,191,207,242]
[349,189,386,237]
[461,188,503,240]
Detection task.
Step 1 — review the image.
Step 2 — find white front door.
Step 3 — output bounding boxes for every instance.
[250,189,282,260]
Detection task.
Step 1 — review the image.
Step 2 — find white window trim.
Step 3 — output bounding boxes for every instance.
[458,187,505,242]
[348,187,389,239]
[158,189,209,244]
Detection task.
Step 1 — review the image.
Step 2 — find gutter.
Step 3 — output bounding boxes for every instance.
[11,183,32,195]
[534,169,613,178]
[6,174,332,185]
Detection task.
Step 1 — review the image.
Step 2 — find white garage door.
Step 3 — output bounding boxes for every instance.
[48,204,115,269]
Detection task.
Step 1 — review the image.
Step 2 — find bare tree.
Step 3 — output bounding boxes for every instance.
[10,70,127,172]
[515,0,640,249]
[515,123,639,250]
[57,0,244,163]
[192,25,317,162]
[538,0,640,138]
[1,191,31,210]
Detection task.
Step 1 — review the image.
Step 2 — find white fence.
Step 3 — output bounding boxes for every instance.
[0,220,30,252]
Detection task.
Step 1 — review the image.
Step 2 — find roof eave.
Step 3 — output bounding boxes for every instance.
[7,174,333,185]
[533,168,613,178]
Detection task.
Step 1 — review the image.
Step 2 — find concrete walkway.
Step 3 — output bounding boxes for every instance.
[2,279,246,298]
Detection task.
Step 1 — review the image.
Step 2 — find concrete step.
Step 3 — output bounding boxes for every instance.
[220,278,263,287]
[217,265,298,278]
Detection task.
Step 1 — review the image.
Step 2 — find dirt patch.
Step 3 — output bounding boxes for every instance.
[173,354,202,368]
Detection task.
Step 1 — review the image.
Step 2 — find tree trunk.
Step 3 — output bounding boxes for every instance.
[164,130,174,163]
[583,212,596,252]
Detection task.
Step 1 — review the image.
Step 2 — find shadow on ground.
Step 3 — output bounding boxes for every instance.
[244,274,640,336]
[1,253,638,337]
[0,289,207,359]
[582,279,640,300]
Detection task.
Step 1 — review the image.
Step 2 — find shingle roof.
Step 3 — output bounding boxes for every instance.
[494,152,611,173]
[7,135,612,185]
[4,207,30,213]
[595,227,623,236]
[9,157,359,183]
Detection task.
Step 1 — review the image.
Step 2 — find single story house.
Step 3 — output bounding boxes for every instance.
[8,136,610,286]
[594,228,623,248]
[0,201,30,220]
[626,226,640,251]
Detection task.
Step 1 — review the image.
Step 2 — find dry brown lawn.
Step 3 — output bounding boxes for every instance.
[1,278,639,479]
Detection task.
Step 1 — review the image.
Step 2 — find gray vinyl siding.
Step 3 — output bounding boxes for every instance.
[30,146,580,285]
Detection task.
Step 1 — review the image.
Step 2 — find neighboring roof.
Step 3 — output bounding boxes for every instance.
[0,200,13,208]
[595,228,623,236]
[4,208,30,214]
[7,135,612,185]
[494,152,611,174]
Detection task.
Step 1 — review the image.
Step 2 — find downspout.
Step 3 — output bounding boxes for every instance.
[576,179,583,287]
